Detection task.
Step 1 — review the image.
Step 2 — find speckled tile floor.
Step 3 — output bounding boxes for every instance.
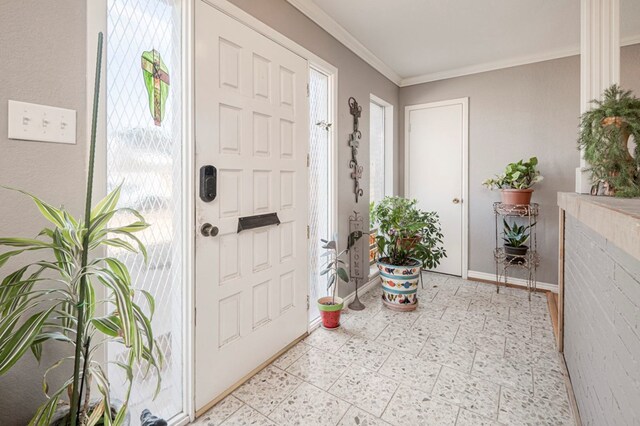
[191,273,575,426]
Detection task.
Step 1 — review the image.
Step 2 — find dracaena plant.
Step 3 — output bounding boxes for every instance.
[0,32,162,426]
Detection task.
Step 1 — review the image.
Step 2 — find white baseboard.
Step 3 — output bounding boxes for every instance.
[467,270,558,293]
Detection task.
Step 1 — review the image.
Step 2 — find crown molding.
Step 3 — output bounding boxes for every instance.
[400,34,640,87]
[285,0,402,85]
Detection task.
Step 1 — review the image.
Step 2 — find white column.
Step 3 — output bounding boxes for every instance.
[576,0,620,193]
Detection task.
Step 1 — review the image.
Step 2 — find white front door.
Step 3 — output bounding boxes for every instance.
[406,99,468,277]
[194,1,309,410]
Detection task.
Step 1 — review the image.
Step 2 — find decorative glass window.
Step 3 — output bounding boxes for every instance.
[106,0,183,420]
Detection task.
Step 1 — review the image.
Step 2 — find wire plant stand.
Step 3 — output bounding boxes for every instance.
[493,202,540,299]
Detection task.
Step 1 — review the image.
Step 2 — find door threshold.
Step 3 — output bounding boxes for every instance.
[194,332,308,419]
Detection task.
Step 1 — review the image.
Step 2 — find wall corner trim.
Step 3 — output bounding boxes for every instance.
[285,0,402,85]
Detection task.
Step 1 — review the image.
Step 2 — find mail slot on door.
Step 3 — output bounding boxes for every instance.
[237,213,281,233]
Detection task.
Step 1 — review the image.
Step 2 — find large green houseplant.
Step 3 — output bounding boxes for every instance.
[483,157,543,205]
[370,197,445,311]
[0,33,162,425]
[578,84,640,197]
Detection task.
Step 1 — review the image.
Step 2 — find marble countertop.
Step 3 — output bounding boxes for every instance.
[558,192,640,261]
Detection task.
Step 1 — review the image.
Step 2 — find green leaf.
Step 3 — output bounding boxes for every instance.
[91,184,122,220]
[91,315,122,337]
[1,187,66,228]
[337,267,349,283]
[0,306,55,375]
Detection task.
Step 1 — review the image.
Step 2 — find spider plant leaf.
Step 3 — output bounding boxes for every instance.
[139,289,156,318]
[0,238,54,248]
[86,400,106,426]
[91,315,122,337]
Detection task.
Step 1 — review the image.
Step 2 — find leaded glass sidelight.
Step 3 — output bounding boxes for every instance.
[106,0,183,420]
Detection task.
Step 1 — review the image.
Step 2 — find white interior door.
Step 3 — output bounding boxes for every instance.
[195,1,309,410]
[406,99,468,277]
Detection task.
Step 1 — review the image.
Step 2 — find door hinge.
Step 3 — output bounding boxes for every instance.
[306,295,310,310]
[307,153,310,167]
[307,225,310,239]
[306,83,310,97]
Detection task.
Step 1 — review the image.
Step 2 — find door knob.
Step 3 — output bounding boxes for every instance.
[201,223,219,237]
[452,198,461,204]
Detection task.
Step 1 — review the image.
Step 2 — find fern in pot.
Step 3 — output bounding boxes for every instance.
[483,157,543,205]
[319,231,362,329]
[370,197,446,312]
[0,33,162,425]
[578,84,640,197]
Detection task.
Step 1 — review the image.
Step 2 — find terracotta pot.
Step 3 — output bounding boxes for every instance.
[318,296,344,329]
[377,258,421,312]
[500,188,533,205]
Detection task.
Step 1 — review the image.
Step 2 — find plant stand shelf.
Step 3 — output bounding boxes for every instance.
[493,202,539,299]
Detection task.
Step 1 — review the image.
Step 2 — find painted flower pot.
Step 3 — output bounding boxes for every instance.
[318,296,344,329]
[500,188,533,205]
[377,258,421,312]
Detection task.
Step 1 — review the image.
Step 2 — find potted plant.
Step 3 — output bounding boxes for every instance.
[0,33,162,425]
[502,219,535,263]
[319,231,362,329]
[483,157,543,204]
[370,197,446,312]
[578,84,640,197]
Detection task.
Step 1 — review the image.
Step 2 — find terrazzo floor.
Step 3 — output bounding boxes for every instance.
[192,273,575,426]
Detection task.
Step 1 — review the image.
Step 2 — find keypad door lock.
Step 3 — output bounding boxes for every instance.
[199,165,217,202]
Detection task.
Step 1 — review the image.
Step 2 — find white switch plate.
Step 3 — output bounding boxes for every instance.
[8,100,76,144]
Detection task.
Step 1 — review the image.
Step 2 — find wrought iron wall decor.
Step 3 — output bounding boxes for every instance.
[348,97,364,202]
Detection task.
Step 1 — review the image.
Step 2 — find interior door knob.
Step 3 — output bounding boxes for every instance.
[452,198,461,204]
[201,223,219,237]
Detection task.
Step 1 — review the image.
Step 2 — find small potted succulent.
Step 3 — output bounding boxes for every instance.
[370,197,446,311]
[578,84,640,197]
[483,157,543,205]
[319,231,362,329]
[502,219,535,263]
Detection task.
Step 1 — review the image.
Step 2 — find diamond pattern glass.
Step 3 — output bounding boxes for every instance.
[106,0,183,420]
[369,101,386,205]
[308,69,330,321]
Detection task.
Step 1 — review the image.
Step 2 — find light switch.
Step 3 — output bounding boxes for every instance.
[8,100,76,144]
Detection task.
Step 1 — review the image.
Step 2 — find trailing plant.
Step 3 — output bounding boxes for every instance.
[0,33,162,425]
[502,219,535,247]
[320,231,362,305]
[483,157,543,190]
[370,197,446,268]
[578,84,640,197]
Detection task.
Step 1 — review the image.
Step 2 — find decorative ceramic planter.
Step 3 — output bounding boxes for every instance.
[377,258,421,312]
[500,188,533,205]
[318,296,344,329]
[504,244,528,264]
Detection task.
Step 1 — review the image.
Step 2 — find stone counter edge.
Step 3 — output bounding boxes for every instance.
[557,192,640,262]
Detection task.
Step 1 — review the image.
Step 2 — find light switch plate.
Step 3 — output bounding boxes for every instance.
[8,100,76,144]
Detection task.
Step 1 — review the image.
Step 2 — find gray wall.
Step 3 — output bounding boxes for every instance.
[564,214,640,425]
[0,1,87,425]
[227,0,400,295]
[399,56,581,285]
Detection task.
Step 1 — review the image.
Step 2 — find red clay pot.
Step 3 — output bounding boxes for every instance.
[318,296,344,329]
[500,188,533,205]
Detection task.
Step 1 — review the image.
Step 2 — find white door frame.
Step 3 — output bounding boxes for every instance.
[404,98,469,279]
[370,93,395,197]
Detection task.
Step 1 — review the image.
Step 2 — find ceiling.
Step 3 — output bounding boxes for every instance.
[288,0,640,86]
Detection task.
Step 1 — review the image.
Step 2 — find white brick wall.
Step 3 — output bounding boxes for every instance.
[564,214,640,425]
